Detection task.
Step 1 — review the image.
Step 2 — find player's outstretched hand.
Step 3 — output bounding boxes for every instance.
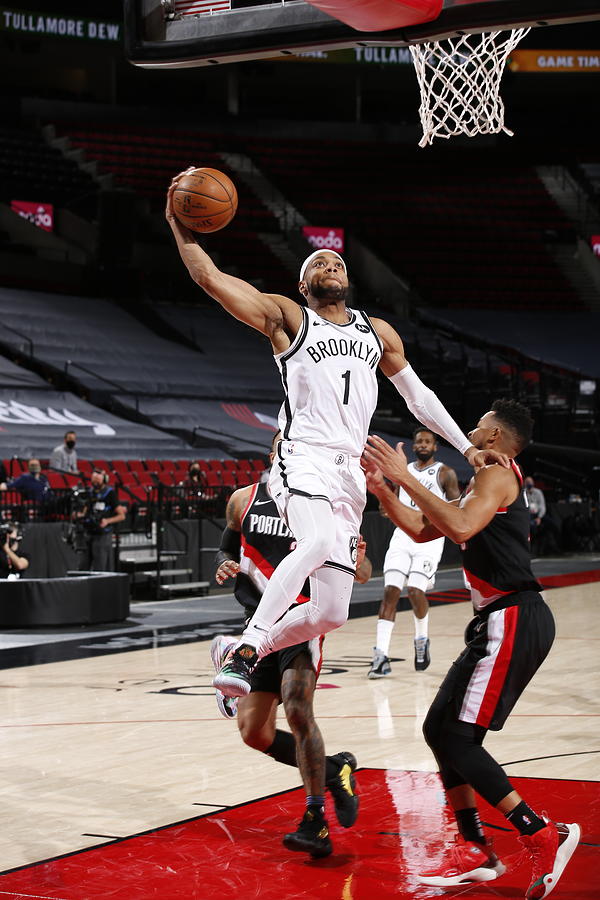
[464,446,510,471]
[215,559,240,585]
[165,166,196,225]
[364,435,409,486]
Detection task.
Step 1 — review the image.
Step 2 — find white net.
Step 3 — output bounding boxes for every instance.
[409,28,530,147]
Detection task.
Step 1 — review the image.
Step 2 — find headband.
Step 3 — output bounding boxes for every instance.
[299,249,346,282]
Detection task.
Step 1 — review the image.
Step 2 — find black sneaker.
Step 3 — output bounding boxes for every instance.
[283,809,333,858]
[326,752,359,828]
[212,644,258,698]
[414,637,431,671]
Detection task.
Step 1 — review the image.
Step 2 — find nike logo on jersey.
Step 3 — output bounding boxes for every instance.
[253,499,272,506]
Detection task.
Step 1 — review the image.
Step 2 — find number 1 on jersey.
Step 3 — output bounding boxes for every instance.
[342,370,351,405]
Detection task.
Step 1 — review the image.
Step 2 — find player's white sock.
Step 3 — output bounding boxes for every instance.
[414,612,429,640]
[259,565,355,657]
[238,494,335,651]
[376,619,394,655]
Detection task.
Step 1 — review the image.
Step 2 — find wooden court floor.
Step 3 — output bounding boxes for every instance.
[0,581,598,897]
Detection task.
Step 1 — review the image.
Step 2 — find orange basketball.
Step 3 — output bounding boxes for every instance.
[172,167,238,233]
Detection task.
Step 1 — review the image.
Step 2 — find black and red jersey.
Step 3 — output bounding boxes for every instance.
[462,461,541,610]
[234,481,310,613]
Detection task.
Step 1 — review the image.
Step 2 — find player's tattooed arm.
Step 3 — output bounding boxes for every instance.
[440,465,461,501]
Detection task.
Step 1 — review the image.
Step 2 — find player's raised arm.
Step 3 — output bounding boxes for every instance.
[365,436,515,544]
[371,317,509,471]
[166,170,302,349]
[361,447,444,543]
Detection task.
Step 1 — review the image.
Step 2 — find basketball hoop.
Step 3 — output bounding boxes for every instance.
[409,28,530,147]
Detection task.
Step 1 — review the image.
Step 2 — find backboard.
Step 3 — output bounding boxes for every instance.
[124,0,600,68]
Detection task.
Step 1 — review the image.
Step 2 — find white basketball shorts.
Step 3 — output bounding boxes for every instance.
[269,439,366,577]
[383,527,445,593]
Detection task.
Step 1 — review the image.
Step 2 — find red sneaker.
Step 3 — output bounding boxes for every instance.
[521,821,581,899]
[416,836,506,886]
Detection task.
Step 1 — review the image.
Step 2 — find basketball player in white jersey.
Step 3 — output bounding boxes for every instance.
[166,169,508,699]
[369,427,459,677]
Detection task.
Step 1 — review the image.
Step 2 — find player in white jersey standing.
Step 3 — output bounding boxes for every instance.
[369,427,460,677]
[166,169,507,699]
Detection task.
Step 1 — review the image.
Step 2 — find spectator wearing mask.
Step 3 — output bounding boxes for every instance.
[8,459,51,502]
[182,462,205,490]
[50,431,78,474]
[0,524,30,580]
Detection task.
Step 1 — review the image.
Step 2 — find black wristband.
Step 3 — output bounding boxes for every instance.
[215,526,241,569]
[215,550,234,568]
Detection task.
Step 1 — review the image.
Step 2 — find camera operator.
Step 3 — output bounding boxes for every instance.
[74,469,125,571]
[0,523,29,580]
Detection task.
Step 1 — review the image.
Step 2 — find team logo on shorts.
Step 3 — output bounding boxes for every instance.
[286,442,295,454]
[423,559,433,573]
[349,535,358,564]
[335,454,345,465]
[355,323,370,333]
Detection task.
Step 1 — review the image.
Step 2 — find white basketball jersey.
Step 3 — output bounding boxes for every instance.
[390,460,447,554]
[274,306,382,457]
[399,460,446,509]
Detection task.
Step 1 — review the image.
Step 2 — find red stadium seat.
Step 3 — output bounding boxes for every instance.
[118,471,138,486]
[46,471,67,488]
[221,471,236,488]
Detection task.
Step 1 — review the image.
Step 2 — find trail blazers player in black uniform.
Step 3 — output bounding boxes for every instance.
[211,432,371,858]
[363,400,580,900]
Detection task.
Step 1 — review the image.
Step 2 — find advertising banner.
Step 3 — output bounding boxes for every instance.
[0,7,120,41]
[509,51,600,73]
[302,226,345,252]
[11,200,54,232]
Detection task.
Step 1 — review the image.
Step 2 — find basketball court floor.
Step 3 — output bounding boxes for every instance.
[0,558,598,898]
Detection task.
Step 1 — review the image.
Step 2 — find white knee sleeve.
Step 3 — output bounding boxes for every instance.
[240,495,335,650]
[261,566,355,657]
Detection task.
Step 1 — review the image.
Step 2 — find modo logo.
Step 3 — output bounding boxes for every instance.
[302,226,345,252]
[11,200,54,232]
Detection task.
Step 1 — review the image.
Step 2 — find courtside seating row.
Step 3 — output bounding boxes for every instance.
[4,458,267,491]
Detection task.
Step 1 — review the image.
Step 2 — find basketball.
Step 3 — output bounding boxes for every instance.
[172,167,238,233]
